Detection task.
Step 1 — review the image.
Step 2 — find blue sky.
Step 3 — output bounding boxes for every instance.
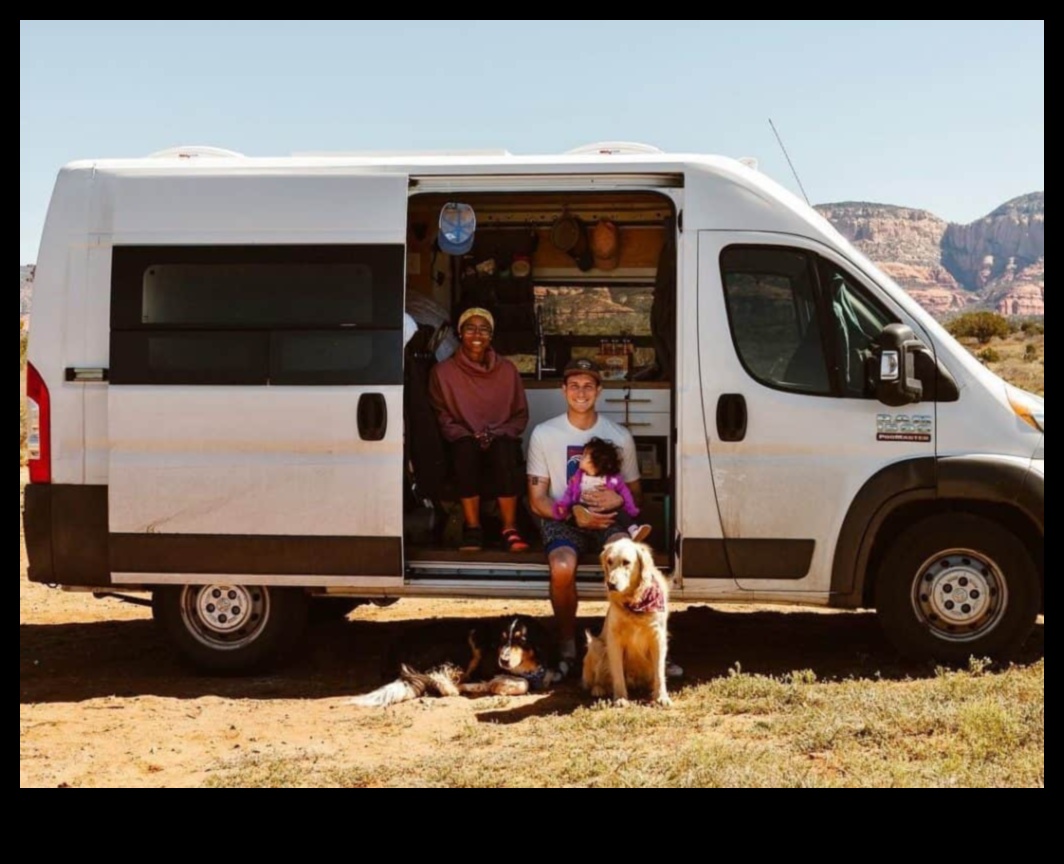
[20,20,1044,265]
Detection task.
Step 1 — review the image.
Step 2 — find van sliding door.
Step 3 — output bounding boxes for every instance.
[105,173,409,586]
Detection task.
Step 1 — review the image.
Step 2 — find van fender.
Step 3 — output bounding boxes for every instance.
[830,456,1043,608]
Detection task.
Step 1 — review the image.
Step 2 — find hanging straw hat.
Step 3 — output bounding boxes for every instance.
[590,220,621,271]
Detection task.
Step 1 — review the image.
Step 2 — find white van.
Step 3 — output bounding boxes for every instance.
[24,143,1043,673]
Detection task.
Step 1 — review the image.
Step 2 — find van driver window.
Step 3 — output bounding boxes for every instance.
[721,247,832,396]
[816,261,894,399]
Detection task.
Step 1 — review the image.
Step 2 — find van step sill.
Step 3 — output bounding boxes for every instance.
[406,547,670,569]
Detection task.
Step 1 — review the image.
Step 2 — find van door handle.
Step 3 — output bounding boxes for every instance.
[716,394,748,442]
[357,393,388,442]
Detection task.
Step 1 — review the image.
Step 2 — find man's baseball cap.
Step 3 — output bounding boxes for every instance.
[563,357,603,383]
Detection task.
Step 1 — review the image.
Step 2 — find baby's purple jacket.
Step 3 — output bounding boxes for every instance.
[552,470,640,520]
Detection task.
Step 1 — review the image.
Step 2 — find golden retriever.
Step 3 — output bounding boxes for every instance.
[583,537,672,707]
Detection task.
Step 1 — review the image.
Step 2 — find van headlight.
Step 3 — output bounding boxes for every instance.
[1008,385,1044,433]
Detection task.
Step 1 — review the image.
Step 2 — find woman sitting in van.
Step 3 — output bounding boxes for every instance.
[428,307,531,553]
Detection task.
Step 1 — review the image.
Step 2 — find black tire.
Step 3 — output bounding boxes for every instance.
[152,584,309,675]
[308,598,365,624]
[874,513,1039,664]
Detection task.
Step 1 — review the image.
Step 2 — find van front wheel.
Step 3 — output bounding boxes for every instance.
[874,514,1039,664]
[152,584,309,674]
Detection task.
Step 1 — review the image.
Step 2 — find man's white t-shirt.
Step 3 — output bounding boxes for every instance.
[526,414,641,505]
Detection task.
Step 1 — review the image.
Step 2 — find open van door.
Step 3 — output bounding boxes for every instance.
[105,172,409,602]
[698,232,936,595]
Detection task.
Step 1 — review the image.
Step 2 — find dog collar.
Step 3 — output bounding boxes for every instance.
[515,666,557,691]
[626,582,666,614]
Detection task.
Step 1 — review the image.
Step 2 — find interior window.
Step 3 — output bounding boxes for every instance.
[535,284,653,337]
[533,283,656,379]
[721,247,831,395]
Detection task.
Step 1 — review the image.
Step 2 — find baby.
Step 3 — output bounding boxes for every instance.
[553,437,651,543]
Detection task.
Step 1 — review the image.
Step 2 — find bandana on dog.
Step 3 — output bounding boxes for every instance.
[626,581,666,614]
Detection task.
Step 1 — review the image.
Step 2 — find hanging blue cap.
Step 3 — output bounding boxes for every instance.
[438,202,477,256]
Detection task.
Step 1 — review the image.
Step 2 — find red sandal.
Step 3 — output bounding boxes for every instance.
[502,529,530,553]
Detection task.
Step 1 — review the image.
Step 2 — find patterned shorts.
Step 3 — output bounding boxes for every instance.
[536,515,630,556]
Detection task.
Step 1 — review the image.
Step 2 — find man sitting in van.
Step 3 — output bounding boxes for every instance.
[526,359,680,679]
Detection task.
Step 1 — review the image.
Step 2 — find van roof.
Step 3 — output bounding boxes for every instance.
[54,145,846,274]
[57,147,852,259]
[65,146,744,176]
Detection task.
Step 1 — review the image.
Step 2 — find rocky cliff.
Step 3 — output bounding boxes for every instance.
[984,260,1044,317]
[942,193,1044,316]
[817,193,1044,317]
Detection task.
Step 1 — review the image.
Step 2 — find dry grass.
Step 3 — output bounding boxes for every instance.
[952,328,1044,396]
[202,659,1044,788]
[972,332,1045,396]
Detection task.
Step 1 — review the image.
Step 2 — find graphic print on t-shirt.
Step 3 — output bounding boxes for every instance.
[566,446,584,484]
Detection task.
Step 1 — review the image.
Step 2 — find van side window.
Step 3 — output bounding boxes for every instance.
[721,247,832,396]
[816,260,894,399]
[109,246,405,386]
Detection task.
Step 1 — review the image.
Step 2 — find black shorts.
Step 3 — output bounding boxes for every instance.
[449,436,524,500]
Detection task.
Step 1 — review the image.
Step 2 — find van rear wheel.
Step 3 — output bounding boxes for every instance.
[152,584,309,674]
[874,514,1039,664]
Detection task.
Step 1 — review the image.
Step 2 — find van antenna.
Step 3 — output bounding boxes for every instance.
[769,119,811,206]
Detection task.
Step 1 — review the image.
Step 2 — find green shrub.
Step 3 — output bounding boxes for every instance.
[978,347,1002,364]
[1024,344,1039,362]
[1020,320,1045,336]
[947,312,1011,345]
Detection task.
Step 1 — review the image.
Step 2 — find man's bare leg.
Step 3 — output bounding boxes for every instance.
[548,547,579,667]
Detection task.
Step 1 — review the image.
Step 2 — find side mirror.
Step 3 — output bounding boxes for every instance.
[875,324,925,407]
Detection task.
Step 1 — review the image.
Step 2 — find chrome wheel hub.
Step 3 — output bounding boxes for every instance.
[180,585,270,650]
[197,586,254,633]
[913,549,1007,643]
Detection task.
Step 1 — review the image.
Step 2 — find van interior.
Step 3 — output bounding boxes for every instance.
[402,190,678,576]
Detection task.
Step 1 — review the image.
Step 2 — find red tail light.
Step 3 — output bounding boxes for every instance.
[26,363,51,484]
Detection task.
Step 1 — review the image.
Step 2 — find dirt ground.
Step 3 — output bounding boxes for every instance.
[20,468,1045,788]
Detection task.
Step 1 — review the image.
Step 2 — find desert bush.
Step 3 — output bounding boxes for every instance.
[20,321,29,370]
[947,312,1011,345]
[1020,320,1045,336]
[977,347,1002,364]
[1024,344,1039,362]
